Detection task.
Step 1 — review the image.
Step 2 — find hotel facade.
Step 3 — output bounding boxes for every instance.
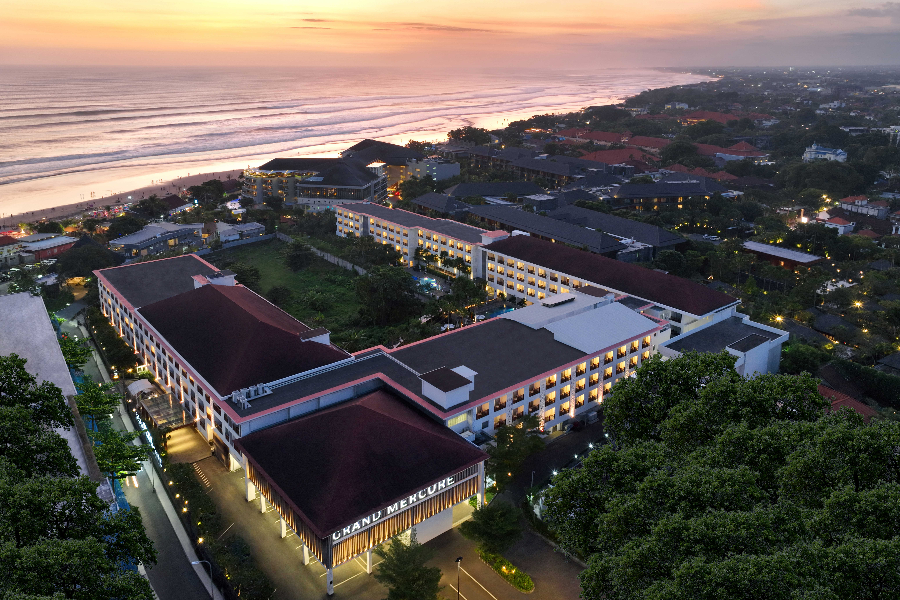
[95,253,670,593]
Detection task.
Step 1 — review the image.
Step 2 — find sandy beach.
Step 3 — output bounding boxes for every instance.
[0,169,241,229]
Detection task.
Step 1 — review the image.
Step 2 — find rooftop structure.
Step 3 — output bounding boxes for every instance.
[342,203,485,244]
[483,235,737,318]
[548,204,685,254]
[409,192,471,216]
[466,205,627,257]
[109,223,202,257]
[742,241,824,268]
[138,283,350,397]
[0,293,91,477]
[803,143,847,163]
[97,254,218,308]
[444,181,545,200]
[661,315,787,377]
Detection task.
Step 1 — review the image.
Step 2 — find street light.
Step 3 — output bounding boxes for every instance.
[191,560,213,599]
[455,556,463,600]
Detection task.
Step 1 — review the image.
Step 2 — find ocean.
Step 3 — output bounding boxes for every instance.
[0,66,709,218]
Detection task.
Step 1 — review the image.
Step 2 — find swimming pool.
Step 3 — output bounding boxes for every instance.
[482,307,516,320]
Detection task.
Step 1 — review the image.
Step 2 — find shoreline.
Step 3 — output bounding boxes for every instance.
[0,70,714,224]
[0,169,241,229]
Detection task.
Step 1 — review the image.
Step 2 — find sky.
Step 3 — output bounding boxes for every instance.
[2,0,900,68]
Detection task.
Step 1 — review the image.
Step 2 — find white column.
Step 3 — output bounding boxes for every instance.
[326,568,334,595]
[478,462,486,508]
[302,543,310,566]
[366,549,373,574]
[245,478,256,502]
[280,516,287,538]
[260,493,266,513]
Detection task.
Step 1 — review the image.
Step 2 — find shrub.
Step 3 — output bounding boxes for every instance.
[478,549,534,592]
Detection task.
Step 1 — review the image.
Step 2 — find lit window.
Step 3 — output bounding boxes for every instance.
[447,413,467,427]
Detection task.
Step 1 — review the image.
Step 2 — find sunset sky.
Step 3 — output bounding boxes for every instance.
[3,0,900,68]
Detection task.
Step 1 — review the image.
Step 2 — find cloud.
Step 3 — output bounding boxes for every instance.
[395,22,497,33]
[302,18,331,22]
[847,2,900,21]
[289,26,331,30]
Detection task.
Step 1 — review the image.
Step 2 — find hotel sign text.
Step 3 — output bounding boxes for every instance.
[331,476,455,542]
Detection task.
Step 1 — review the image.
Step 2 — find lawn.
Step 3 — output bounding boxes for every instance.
[206,240,362,331]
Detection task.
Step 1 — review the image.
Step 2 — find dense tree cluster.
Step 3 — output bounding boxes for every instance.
[543,352,900,600]
[0,354,156,600]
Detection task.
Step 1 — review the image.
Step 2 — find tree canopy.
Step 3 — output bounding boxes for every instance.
[56,244,123,280]
[448,126,492,146]
[487,414,544,491]
[373,534,442,600]
[542,352,900,600]
[106,215,147,240]
[355,266,421,327]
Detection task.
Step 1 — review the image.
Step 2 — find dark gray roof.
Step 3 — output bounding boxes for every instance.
[350,203,485,244]
[510,158,579,176]
[420,367,471,392]
[555,189,599,204]
[808,308,857,336]
[877,352,900,371]
[666,317,780,354]
[548,205,685,249]
[391,319,586,406]
[341,139,423,165]
[256,158,378,188]
[410,193,471,215]
[444,181,545,198]
[562,172,623,190]
[96,255,217,308]
[467,205,627,255]
[613,177,725,199]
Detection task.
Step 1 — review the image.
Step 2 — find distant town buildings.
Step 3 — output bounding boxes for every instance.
[837,196,889,219]
[803,143,847,163]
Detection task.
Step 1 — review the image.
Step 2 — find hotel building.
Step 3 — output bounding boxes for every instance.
[335,203,486,274]
[95,254,669,593]
[242,158,387,210]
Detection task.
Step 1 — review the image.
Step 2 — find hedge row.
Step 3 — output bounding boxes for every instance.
[479,549,534,593]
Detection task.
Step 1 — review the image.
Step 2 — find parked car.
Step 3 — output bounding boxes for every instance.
[566,419,586,432]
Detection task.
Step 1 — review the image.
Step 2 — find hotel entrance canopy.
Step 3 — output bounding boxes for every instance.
[235,388,487,571]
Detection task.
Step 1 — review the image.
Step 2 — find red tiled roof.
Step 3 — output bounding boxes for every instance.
[729,141,759,151]
[138,284,350,396]
[668,165,738,181]
[557,128,591,139]
[856,229,881,239]
[682,111,733,124]
[828,217,852,225]
[0,235,18,247]
[634,114,673,121]
[870,200,889,208]
[581,148,658,165]
[839,195,867,203]
[584,131,626,143]
[486,235,737,316]
[235,388,487,539]
[627,136,671,150]
[819,385,877,423]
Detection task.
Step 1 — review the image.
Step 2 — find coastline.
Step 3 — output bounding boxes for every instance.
[0,169,240,229]
[0,69,714,224]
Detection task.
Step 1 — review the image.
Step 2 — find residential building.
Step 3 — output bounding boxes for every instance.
[665,102,689,110]
[465,205,627,257]
[397,159,460,186]
[408,193,471,217]
[0,235,21,266]
[20,235,77,261]
[547,204,686,258]
[160,194,194,215]
[742,241,824,269]
[340,139,427,190]
[803,143,848,163]
[109,223,202,257]
[335,203,484,274]
[837,196,890,219]
[609,176,726,211]
[242,158,386,210]
[479,234,741,338]
[658,314,788,377]
[822,216,855,235]
[444,181,545,201]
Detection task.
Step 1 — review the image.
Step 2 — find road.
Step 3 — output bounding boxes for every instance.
[59,307,211,600]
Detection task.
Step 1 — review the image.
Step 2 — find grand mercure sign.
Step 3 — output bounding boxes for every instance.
[331,476,455,542]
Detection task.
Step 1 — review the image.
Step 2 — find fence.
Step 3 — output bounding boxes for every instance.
[195,233,275,256]
[276,231,369,275]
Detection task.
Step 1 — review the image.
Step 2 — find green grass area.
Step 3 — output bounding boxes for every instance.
[207,240,362,330]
